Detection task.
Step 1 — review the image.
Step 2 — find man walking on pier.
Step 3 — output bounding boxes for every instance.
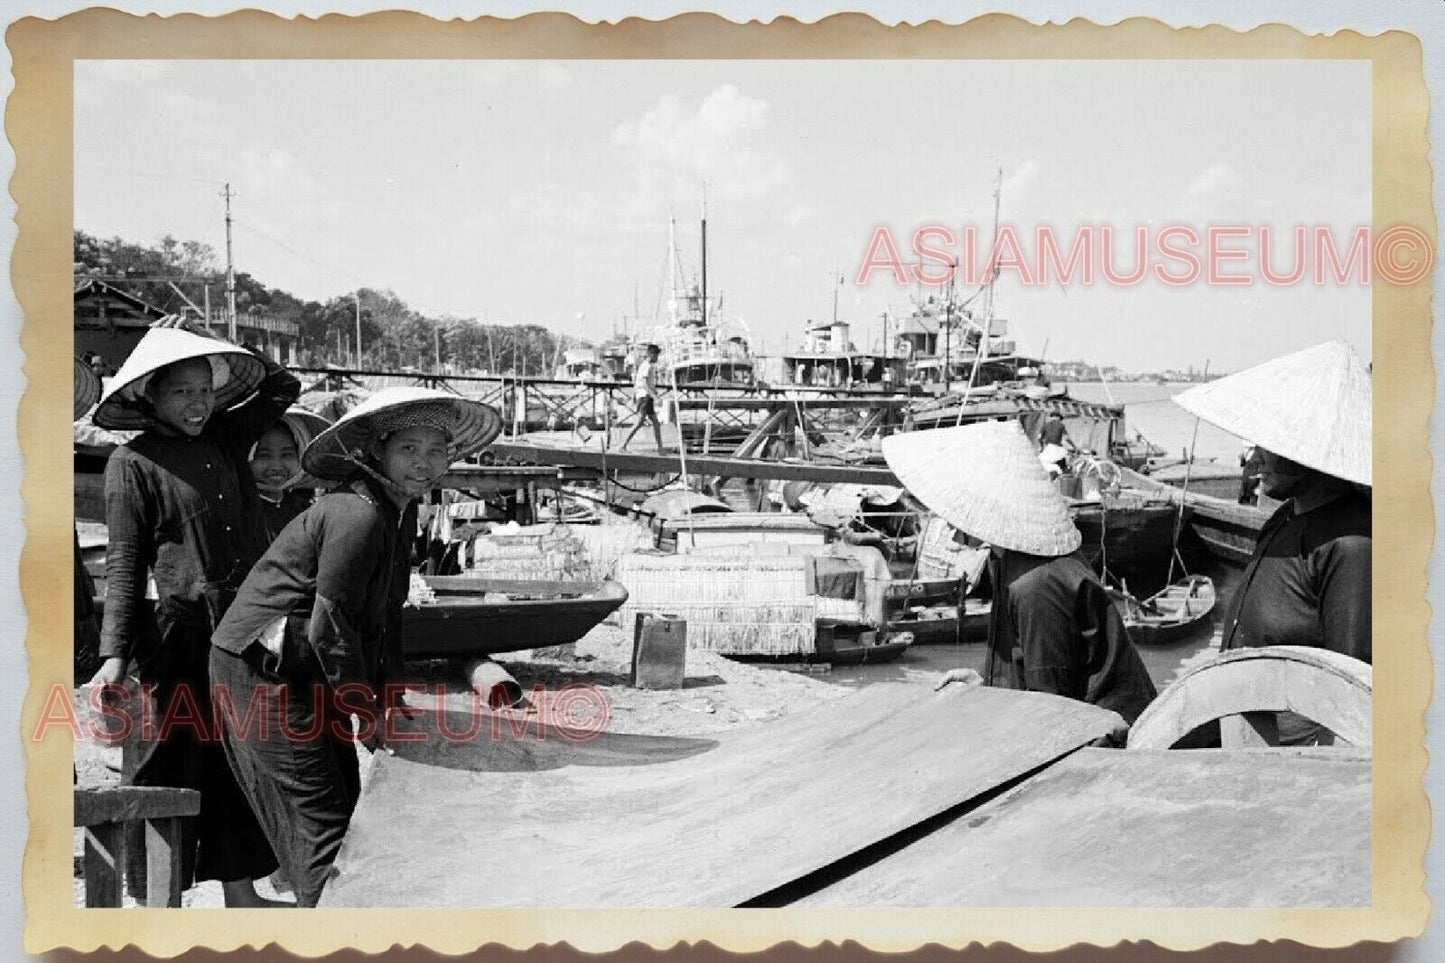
[621,343,665,452]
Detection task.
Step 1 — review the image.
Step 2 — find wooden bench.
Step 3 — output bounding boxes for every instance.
[74,786,200,907]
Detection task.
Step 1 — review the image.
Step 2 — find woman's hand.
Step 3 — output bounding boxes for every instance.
[151,313,226,342]
[933,667,983,692]
[88,657,128,688]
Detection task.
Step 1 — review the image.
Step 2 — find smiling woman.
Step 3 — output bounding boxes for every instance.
[206,387,502,907]
[89,318,302,907]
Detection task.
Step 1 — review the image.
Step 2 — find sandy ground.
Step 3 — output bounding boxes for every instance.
[72,618,853,908]
[72,611,1219,908]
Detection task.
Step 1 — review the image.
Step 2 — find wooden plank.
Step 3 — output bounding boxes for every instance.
[800,747,1371,907]
[319,683,1123,907]
[490,440,902,486]
[82,822,124,908]
[674,397,908,412]
[143,816,186,908]
[74,786,201,828]
[1128,645,1371,750]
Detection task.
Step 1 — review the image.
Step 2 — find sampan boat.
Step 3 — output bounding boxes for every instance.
[1109,574,1216,646]
[884,579,990,645]
[404,576,628,659]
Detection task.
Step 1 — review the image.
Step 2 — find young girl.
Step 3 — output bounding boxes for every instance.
[249,406,331,542]
[91,318,300,906]
[209,387,501,907]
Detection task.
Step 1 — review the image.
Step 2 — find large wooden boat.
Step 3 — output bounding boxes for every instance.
[1120,467,1270,566]
[1069,493,1184,597]
[403,576,628,660]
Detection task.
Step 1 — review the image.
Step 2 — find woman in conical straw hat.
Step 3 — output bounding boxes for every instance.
[882,420,1156,726]
[90,315,300,906]
[73,357,103,680]
[1174,340,1370,729]
[209,387,502,907]
[248,406,334,543]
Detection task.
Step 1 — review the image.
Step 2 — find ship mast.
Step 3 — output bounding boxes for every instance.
[699,188,708,326]
[667,213,681,326]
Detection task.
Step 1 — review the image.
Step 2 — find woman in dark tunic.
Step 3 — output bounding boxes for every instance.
[74,356,103,678]
[1174,340,1371,744]
[883,420,1156,727]
[249,407,332,542]
[90,319,300,905]
[209,388,501,906]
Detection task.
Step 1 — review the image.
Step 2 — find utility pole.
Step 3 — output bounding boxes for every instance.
[221,183,237,342]
[434,322,442,372]
[353,291,363,368]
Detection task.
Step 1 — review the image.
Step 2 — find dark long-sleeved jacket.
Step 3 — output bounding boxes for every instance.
[210,475,416,701]
[982,550,1157,724]
[1222,492,1371,662]
[99,354,300,660]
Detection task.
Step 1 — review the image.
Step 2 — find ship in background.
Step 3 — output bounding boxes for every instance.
[644,210,757,389]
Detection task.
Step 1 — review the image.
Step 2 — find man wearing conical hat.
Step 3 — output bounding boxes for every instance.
[1174,341,1371,742]
[90,316,300,905]
[883,420,1157,725]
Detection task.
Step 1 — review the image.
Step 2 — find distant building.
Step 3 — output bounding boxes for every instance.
[74,277,299,371]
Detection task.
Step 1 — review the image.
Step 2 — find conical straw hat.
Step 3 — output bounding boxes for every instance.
[250,407,334,490]
[881,420,1082,556]
[73,356,100,421]
[302,386,503,483]
[1173,340,1371,486]
[93,326,265,430]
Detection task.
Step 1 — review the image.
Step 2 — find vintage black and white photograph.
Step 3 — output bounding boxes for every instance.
[46,22,1409,939]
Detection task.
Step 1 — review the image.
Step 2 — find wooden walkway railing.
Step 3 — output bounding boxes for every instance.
[74,786,200,907]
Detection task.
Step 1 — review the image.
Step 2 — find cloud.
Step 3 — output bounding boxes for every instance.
[1177,160,1251,220]
[610,85,786,224]
[1001,160,1039,199]
[1184,161,1243,199]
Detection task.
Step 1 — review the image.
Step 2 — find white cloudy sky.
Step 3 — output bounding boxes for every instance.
[75,59,1370,372]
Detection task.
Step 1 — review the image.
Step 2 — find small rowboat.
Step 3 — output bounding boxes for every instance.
[887,598,991,645]
[1111,574,1216,646]
[404,576,628,659]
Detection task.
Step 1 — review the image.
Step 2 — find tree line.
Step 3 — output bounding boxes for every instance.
[74,230,580,375]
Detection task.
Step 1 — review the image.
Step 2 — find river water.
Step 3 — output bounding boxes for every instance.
[798,380,1245,691]
[1067,381,1248,466]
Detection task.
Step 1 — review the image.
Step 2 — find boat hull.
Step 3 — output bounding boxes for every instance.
[1121,468,1269,567]
[1071,498,1183,597]
[404,577,628,660]
[1110,575,1217,646]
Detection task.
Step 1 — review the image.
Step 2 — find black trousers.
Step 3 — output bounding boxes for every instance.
[124,623,279,893]
[208,643,362,907]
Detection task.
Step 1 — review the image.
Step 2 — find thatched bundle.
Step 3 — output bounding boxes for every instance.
[615,552,825,657]
[465,520,652,583]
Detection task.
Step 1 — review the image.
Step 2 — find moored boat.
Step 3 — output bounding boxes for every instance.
[1120,466,1269,566]
[1109,574,1216,645]
[403,575,628,659]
